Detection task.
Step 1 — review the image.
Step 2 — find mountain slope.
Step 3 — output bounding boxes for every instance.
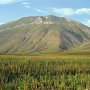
[0,15,90,54]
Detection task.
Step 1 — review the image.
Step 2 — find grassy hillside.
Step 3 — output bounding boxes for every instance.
[0,15,90,54]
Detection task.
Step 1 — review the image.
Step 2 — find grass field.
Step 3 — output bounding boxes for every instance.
[0,50,90,90]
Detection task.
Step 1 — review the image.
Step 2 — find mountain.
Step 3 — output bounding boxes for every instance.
[0,15,90,54]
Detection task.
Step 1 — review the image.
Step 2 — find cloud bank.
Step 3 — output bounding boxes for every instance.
[22,2,31,8]
[0,22,4,25]
[83,19,90,27]
[53,8,90,16]
[0,0,25,4]
[33,8,49,14]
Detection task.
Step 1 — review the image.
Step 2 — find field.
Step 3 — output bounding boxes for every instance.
[0,51,90,90]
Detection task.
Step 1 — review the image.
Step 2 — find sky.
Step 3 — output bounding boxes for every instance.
[0,0,90,27]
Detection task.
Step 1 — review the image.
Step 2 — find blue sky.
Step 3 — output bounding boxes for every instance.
[0,0,90,26]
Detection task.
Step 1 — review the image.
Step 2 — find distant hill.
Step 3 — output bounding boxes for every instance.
[0,15,90,54]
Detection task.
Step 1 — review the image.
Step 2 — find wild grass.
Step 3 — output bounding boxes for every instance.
[0,51,90,90]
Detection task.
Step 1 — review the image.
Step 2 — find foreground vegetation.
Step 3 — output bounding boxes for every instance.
[0,51,90,90]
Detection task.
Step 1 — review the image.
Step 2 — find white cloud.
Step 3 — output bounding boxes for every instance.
[24,5,31,8]
[22,2,31,8]
[53,8,74,16]
[76,8,90,14]
[22,2,31,5]
[21,2,49,13]
[34,8,49,14]
[83,19,90,27]
[53,8,90,16]
[0,0,25,4]
[0,22,4,25]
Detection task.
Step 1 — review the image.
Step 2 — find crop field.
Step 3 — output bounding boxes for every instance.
[0,51,90,90]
